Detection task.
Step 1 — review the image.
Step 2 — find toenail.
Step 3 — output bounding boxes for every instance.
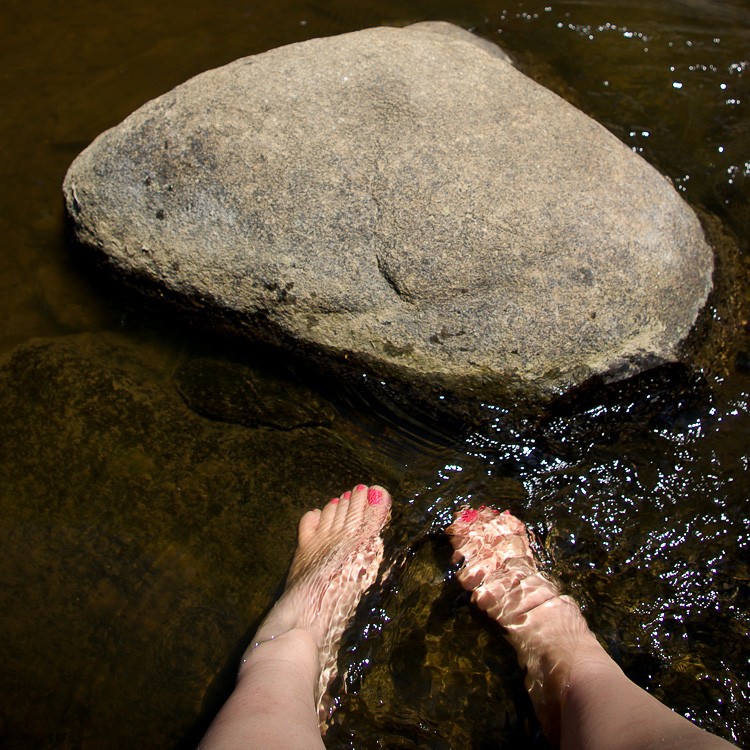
[355,484,367,492]
[460,508,478,523]
[329,497,339,504]
[502,509,511,515]
[479,505,486,510]
[342,491,351,500]
[367,488,382,505]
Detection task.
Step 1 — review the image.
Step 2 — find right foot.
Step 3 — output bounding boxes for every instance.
[245,484,392,728]
[447,506,610,745]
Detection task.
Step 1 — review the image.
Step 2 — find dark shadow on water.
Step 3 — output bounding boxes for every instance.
[540,363,713,446]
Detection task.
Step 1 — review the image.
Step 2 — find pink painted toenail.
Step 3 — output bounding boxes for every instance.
[342,491,351,500]
[460,508,478,523]
[491,508,500,514]
[329,497,339,504]
[502,509,511,515]
[355,484,367,492]
[367,488,382,505]
[479,505,486,510]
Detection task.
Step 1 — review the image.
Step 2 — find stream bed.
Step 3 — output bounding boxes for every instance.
[0,1,748,748]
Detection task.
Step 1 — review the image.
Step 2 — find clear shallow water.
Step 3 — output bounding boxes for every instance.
[0,1,747,748]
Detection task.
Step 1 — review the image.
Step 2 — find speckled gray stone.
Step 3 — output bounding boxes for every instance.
[63,23,713,402]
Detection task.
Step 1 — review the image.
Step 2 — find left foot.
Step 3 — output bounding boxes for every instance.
[245,484,392,725]
[447,506,609,744]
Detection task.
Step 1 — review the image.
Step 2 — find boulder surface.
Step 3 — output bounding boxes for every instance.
[63,22,713,402]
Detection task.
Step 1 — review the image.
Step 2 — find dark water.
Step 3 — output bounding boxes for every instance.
[1,1,748,748]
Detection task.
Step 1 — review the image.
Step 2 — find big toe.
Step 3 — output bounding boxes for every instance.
[340,484,391,534]
[364,484,392,529]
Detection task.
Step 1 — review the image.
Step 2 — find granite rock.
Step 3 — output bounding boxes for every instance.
[63,23,714,402]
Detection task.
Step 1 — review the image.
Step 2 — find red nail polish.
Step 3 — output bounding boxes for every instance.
[342,491,351,500]
[329,497,339,504]
[355,484,367,492]
[367,488,382,505]
[460,508,478,523]
[479,505,486,510]
[502,509,511,515]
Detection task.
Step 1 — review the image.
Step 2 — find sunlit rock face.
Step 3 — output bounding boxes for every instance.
[63,22,713,402]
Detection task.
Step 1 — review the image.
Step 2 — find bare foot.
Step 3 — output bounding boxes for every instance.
[245,484,392,727]
[447,506,609,745]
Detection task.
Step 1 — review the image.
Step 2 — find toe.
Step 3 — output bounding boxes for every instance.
[319,494,342,531]
[363,485,392,532]
[333,486,358,529]
[298,508,322,548]
[341,484,368,530]
[366,485,387,508]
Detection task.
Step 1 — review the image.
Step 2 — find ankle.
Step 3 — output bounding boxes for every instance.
[504,594,609,744]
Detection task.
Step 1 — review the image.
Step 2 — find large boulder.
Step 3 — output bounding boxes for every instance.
[63,22,713,402]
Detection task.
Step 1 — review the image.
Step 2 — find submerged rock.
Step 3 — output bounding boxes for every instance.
[174,356,335,429]
[63,23,713,402]
[0,332,393,746]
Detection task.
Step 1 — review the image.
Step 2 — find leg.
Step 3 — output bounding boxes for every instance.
[447,506,737,750]
[200,484,392,750]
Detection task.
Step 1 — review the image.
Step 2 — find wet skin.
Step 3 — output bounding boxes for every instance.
[200,492,737,750]
[447,505,738,750]
[199,484,391,750]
